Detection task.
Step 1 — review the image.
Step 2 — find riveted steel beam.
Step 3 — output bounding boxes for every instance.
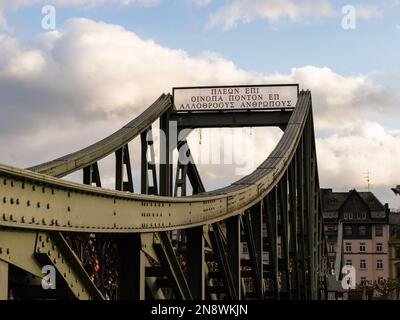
[208,223,237,299]
[226,215,241,300]
[153,232,193,300]
[170,110,292,129]
[34,232,104,300]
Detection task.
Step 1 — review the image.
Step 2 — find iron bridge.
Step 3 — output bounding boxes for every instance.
[0,88,328,300]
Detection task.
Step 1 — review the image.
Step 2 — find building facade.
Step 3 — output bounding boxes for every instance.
[321,189,390,286]
[389,212,400,280]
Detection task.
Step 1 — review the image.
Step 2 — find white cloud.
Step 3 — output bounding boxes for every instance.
[0,18,399,208]
[208,0,334,30]
[190,0,212,7]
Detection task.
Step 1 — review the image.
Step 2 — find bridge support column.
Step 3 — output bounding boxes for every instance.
[288,156,300,299]
[226,216,241,300]
[141,127,158,195]
[278,173,291,299]
[117,234,145,300]
[265,189,279,300]
[160,111,174,196]
[186,226,205,299]
[0,260,8,300]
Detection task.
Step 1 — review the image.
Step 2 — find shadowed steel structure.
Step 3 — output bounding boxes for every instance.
[0,89,327,300]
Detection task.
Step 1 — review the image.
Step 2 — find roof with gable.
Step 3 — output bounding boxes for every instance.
[321,188,388,222]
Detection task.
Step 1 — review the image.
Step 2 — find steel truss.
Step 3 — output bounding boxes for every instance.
[0,90,327,300]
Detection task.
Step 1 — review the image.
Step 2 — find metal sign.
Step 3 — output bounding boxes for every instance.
[173,84,299,111]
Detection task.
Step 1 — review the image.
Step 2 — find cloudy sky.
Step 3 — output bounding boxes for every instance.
[0,0,399,209]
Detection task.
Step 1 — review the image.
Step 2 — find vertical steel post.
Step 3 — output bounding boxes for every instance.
[288,155,300,299]
[265,188,279,299]
[117,234,145,300]
[278,172,291,299]
[226,216,241,300]
[160,111,173,196]
[186,226,205,299]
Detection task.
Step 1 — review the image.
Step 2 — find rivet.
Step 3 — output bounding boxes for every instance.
[2,214,6,221]
[2,197,6,204]
[27,200,30,207]
[9,214,13,221]
[37,202,41,208]
[32,217,35,223]
[42,218,46,225]
[16,199,19,205]
[47,204,50,210]
[10,181,14,187]
[10,198,14,205]
[67,207,71,212]
[6,248,9,254]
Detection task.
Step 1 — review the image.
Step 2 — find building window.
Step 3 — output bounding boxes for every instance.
[360,277,367,285]
[345,243,352,252]
[377,260,384,269]
[362,212,366,219]
[376,243,383,252]
[359,225,366,236]
[329,243,335,253]
[346,260,352,266]
[360,242,366,252]
[344,226,352,236]
[360,260,367,269]
[396,247,400,259]
[376,225,383,237]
